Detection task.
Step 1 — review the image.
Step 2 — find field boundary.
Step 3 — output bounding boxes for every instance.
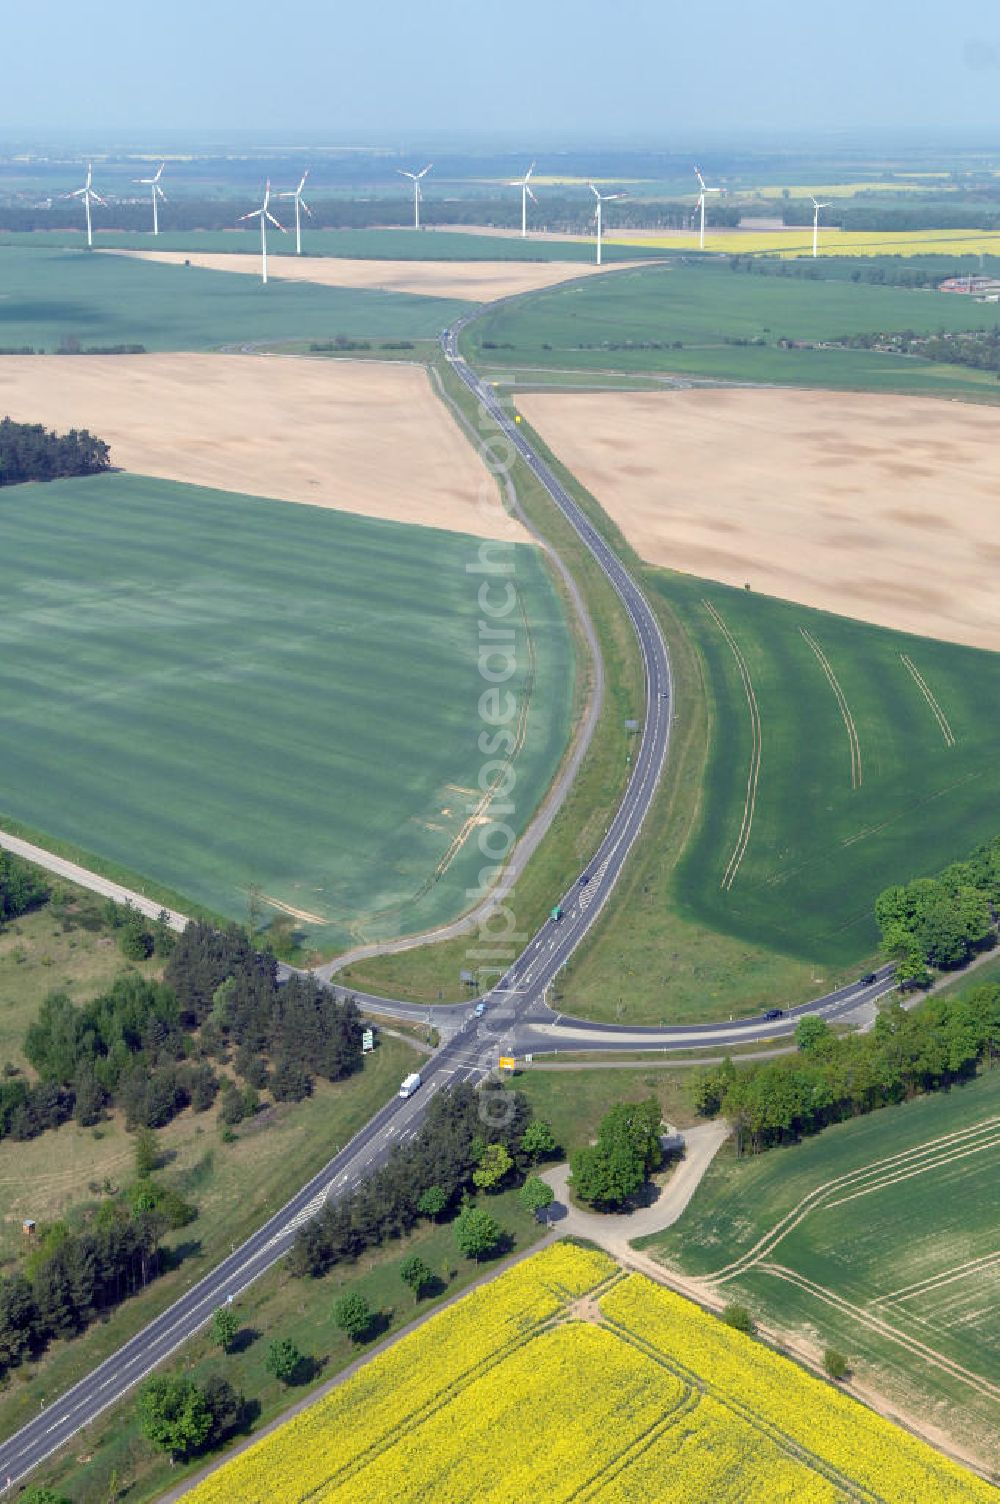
[702,600,762,891]
[800,627,862,789]
[900,653,957,747]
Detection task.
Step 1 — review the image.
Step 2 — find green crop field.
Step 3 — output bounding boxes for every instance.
[463,261,1000,395]
[647,1070,1000,1465]
[0,474,573,951]
[0,227,663,263]
[0,246,466,351]
[650,573,1000,965]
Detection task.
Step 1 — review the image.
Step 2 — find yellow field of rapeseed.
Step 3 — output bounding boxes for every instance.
[181,1248,994,1504]
[607,228,1000,258]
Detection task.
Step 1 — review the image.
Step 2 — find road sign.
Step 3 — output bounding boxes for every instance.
[362,1029,374,1054]
[498,1056,516,1071]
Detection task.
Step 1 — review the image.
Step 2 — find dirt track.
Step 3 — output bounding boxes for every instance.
[100,248,627,302]
[518,387,1000,650]
[0,353,526,541]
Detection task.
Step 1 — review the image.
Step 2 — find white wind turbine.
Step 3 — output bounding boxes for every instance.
[238,180,286,284]
[508,162,537,237]
[693,166,721,250]
[397,163,432,229]
[134,162,166,236]
[810,195,828,258]
[65,163,107,249]
[590,184,626,265]
[280,170,312,255]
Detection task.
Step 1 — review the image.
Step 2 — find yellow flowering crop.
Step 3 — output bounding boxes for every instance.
[181,1249,993,1504]
[602,1276,996,1504]
[607,227,1000,258]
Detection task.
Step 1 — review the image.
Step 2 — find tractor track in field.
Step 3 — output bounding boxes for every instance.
[758,1263,1000,1404]
[702,600,762,891]
[899,653,957,747]
[707,1116,1000,1284]
[800,627,862,790]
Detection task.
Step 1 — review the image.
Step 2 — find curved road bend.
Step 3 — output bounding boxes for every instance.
[0,317,679,1488]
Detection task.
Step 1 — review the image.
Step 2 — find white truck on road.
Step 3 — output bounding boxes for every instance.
[399,1072,422,1100]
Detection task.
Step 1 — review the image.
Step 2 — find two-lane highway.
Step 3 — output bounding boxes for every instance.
[0,306,904,1490]
[0,308,680,1491]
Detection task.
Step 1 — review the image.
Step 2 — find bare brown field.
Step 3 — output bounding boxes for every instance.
[100,248,628,301]
[518,387,1000,649]
[0,354,526,540]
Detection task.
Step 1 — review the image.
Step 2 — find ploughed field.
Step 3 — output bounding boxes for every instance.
[101,247,636,303]
[516,387,1000,651]
[179,1242,994,1503]
[649,1070,1000,1469]
[0,354,526,542]
[0,475,573,948]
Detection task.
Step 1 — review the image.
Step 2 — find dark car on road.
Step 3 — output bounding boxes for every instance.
[763,1008,784,1021]
[859,972,877,986]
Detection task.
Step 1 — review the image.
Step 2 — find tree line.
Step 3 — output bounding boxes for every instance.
[19,918,364,1142]
[691,985,1000,1155]
[0,417,111,486]
[875,832,1000,985]
[289,1082,553,1278]
[0,194,738,237]
[0,1197,174,1381]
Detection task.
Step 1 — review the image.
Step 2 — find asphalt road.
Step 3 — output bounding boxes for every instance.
[0,314,897,1488]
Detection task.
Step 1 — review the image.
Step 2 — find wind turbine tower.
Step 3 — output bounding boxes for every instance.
[135,163,166,236]
[397,164,432,229]
[238,181,286,284]
[590,184,626,265]
[810,196,828,259]
[280,170,312,255]
[508,163,537,237]
[66,163,107,249]
[693,166,721,250]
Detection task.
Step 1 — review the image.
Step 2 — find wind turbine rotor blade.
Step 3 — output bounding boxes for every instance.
[526,185,538,203]
[155,186,167,201]
[300,198,312,217]
[694,166,706,190]
[589,183,600,198]
[525,162,535,180]
[90,192,109,208]
[266,211,286,231]
[297,170,309,194]
[153,163,165,182]
[397,168,415,180]
[85,163,93,188]
[417,163,432,177]
[237,209,260,223]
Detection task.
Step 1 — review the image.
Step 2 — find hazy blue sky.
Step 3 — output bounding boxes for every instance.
[3,0,999,140]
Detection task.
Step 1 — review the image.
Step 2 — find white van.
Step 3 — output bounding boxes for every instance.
[399,1072,422,1100]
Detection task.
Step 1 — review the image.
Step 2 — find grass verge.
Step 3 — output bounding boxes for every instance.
[31,1186,547,1504]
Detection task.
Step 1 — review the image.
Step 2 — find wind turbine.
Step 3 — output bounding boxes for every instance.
[238,181,286,284]
[810,196,828,259]
[693,166,721,250]
[590,184,626,265]
[508,162,537,237]
[134,162,166,236]
[65,163,107,249]
[280,170,312,255]
[397,164,432,230]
